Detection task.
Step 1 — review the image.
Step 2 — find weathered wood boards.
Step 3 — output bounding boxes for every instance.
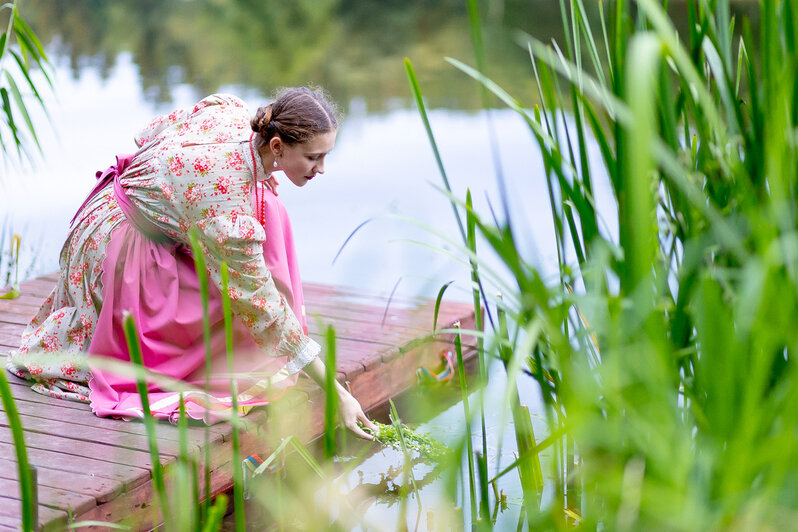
[0,274,478,530]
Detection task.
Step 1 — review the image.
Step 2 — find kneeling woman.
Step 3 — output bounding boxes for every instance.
[6,88,376,439]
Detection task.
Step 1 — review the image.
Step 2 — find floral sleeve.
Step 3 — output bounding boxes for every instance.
[167,138,320,374]
[193,209,320,373]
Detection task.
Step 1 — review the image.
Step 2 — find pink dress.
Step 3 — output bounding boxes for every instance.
[5,94,318,424]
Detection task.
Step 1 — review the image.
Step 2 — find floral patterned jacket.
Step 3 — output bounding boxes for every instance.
[121,93,319,373]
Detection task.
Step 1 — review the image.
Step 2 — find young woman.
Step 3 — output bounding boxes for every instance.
[6,88,376,439]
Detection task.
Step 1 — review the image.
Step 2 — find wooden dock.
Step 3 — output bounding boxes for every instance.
[0,273,478,530]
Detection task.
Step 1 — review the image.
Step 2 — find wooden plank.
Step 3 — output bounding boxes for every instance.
[3,375,230,439]
[0,427,164,470]
[5,379,99,411]
[0,444,148,502]
[0,326,25,348]
[0,476,96,516]
[0,517,22,531]
[0,495,67,529]
[0,456,126,505]
[0,307,37,326]
[5,290,48,302]
[9,279,58,298]
[305,302,470,331]
[75,455,235,530]
[0,413,182,460]
[303,282,430,306]
[10,394,218,446]
[0,298,42,314]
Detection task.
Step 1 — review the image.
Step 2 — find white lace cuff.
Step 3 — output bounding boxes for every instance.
[284,338,321,375]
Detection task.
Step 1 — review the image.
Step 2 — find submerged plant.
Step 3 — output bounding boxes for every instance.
[364,419,450,463]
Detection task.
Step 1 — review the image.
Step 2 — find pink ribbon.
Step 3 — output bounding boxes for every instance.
[71,154,170,243]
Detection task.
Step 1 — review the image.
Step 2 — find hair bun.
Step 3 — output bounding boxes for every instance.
[251,104,274,134]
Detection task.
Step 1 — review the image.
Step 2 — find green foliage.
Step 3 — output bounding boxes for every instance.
[0,0,51,168]
[122,312,169,530]
[365,419,450,463]
[324,325,339,460]
[0,369,34,531]
[220,262,246,532]
[405,0,798,529]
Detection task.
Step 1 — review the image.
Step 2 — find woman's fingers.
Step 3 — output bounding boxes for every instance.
[347,420,374,440]
[358,411,378,433]
[338,393,377,440]
[265,175,279,195]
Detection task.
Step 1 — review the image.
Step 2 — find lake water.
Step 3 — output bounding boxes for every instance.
[0,0,643,300]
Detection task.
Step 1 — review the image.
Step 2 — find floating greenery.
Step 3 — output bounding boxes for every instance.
[365,420,450,463]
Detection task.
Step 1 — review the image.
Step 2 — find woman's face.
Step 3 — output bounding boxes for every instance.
[274,130,337,187]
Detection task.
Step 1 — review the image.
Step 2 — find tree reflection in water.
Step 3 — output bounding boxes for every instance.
[18,0,562,110]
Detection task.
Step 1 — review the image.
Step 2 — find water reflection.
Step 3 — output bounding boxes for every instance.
[20,0,760,113]
[20,0,552,110]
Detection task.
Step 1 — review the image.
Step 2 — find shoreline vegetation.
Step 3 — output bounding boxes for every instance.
[6,0,798,530]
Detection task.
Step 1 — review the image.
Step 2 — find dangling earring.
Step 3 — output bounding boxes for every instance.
[273,158,278,168]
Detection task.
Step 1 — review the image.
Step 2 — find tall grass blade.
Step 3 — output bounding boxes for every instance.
[220,262,245,532]
[464,189,490,526]
[122,312,169,530]
[432,280,454,333]
[388,398,423,532]
[0,370,34,531]
[404,58,467,245]
[453,322,477,526]
[188,227,213,519]
[176,396,199,531]
[476,451,490,526]
[201,494,228,532]
[324,325,338,460]
[4,72,38,151]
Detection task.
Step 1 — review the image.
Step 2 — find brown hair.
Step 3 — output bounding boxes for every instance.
[251,86,339,149]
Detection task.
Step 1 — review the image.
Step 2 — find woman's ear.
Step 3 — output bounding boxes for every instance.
[269,136,282,156]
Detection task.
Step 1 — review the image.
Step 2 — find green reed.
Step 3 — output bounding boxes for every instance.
[0,0,52,168]
[122,312,169,530]
[451,321,477,524]
[0,370,34,530]
[403,0,798,528]
[220,262,245,532]
[188,227,214,521]
[323,325,338,460]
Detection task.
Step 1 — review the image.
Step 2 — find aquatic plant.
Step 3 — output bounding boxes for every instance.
[405,0,798,529]
[364,419,450,463]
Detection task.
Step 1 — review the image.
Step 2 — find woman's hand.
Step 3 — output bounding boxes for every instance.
[303,356,378,440]
[338,388,378,440]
